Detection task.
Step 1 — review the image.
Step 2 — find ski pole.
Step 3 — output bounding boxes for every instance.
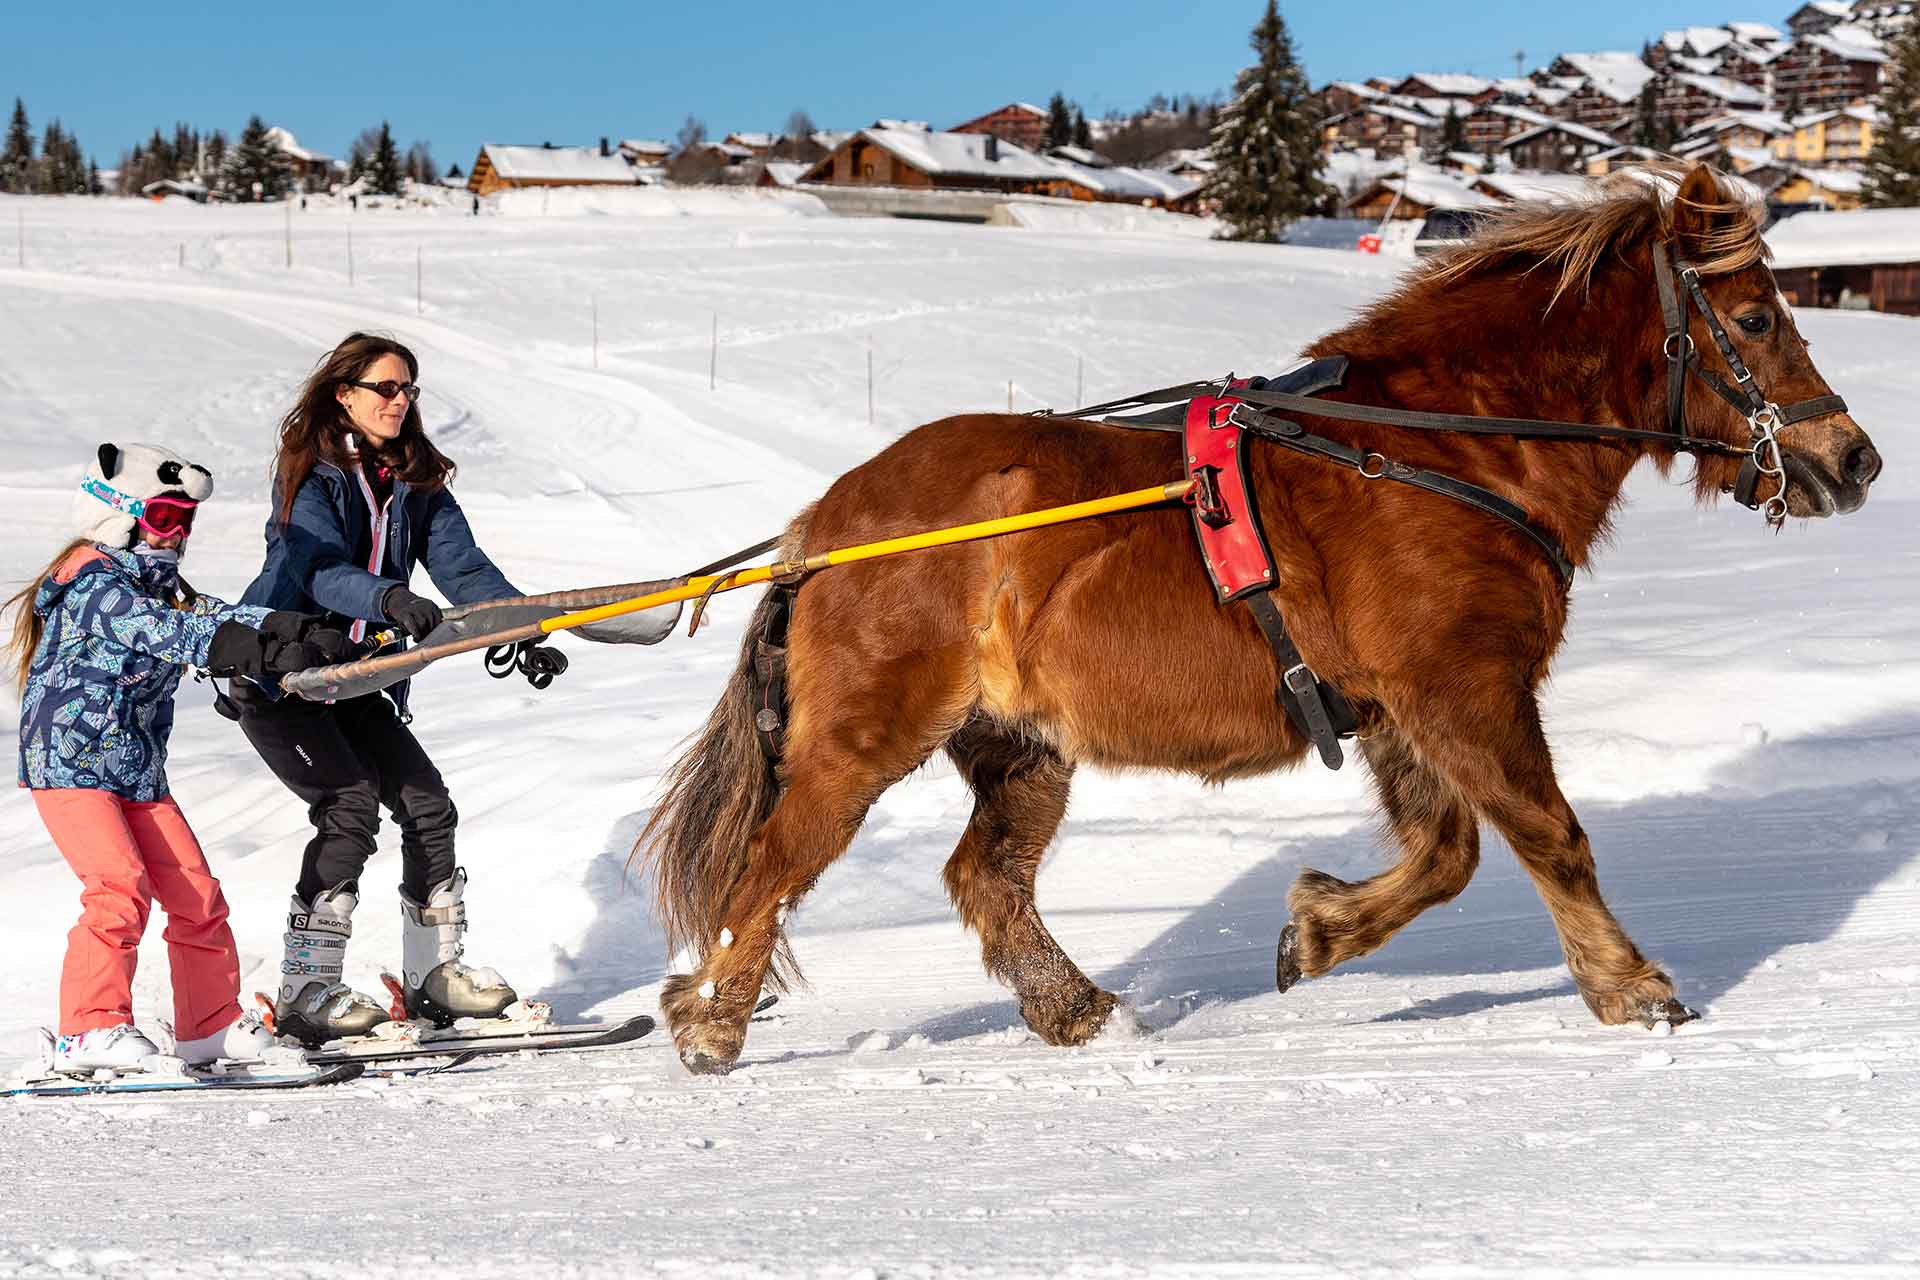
[283,479,1195,702]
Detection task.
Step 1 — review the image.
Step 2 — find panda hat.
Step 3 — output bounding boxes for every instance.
[73,442,215,548]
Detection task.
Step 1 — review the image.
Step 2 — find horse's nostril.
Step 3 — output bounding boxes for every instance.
[1844,444,1882,486]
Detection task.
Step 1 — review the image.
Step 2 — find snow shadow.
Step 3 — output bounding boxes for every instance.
[906,709,1920,1042]
[542,811,669,1021]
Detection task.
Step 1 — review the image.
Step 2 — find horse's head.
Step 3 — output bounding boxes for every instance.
[1661,165,1881,520]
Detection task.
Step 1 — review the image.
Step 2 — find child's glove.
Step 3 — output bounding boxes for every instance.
[206,613,359,678]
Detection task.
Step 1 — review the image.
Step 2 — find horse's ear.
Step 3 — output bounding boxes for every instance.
[1671,164,1729,258]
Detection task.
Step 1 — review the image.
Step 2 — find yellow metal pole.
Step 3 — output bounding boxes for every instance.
[535,479,1194,637]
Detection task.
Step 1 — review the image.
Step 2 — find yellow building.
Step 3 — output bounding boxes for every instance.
[1773,107,1882,165]
[1771,166,1867,210]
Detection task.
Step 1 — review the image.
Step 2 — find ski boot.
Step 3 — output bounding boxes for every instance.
[397,869,519,1027]
[43,1024,160,1076]
[171,1008,280,1067]
[273,885,392,1049]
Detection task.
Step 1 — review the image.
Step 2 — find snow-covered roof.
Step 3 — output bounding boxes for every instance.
[846,127,1063,182]
[1727,21,1784,42]
[1791,166,1866,195]
[1398,73,1492,97]
[1443,151,1492,170]
[1671,55,1724,75]
[1328,80,1385,99]
[726,132,775,149]
[481,145,635,184]
[701,142,757,160]
[1147,147,1216,173]
[1803,26,1890,61]
[1558,52,1658,103]
[1493,78,1540,98]
[1687,110,1794,137]
[1501,118,1622,150]
[1767,207,1920,267]
[1474,171,1595,203]
[1366,103,1446,128]
[760,162,808,188]
[619,138,671,155]
[1048,145,1107,167]
[1053,161,1198,202]
[264,127,331,164]
[872,119,931,133]
[1724,39,1787,65]
[1487,104,1557,129]
[1530,86,1573,107]
[1671,72,1769,105]
[1727,145,1778,169]
[1351,165,1497,212]
[811,130,851,151]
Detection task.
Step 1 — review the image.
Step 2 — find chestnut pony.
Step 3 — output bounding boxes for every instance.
[641,165,1883,1075]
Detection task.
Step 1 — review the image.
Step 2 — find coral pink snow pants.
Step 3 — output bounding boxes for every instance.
[33,788,243,1040]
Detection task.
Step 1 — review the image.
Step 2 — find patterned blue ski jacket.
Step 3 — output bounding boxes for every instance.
[18,546,271,800]
[239,461,518,715]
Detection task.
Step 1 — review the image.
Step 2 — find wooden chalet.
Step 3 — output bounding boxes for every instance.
[1343,168,1494,221]
[1771,27,1888,113]
[1317,81,1386,118]
[802,127,1072,198]
[1542,53,1656,131]
[724,132,776,158]
[1770,166,1867,210]
[948,102,1051,150]
[1769,208,1920,313]
[465,144,637,196]
[1320,102,1442,157]
[1385,74,1499,106]
[1500,119,1622,172]
[1656,72,1770,133]
[265,127,336,191]
[1776,106,1882,164]
[1785,1,1858,36]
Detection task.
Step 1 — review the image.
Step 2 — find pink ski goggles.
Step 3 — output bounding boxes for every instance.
[79,476,200,540]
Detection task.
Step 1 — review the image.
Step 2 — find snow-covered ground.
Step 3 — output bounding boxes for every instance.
[0,193,1915,1278]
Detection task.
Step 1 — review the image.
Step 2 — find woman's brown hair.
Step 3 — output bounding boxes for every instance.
[272,332,456,524]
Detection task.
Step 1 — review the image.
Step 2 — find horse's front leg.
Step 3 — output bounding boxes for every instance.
[1393,674,1695,1028]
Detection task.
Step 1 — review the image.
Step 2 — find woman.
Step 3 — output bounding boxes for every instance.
[8,442,354,1073]
[233,332,563,1048]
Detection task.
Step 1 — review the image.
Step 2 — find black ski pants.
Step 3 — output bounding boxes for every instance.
[232,684,457,904]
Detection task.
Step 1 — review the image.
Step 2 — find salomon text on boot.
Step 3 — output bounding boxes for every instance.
[399,869,519,1026]
[275,886,392,1048]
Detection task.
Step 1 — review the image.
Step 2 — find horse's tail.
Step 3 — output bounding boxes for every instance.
[636,506,813,968]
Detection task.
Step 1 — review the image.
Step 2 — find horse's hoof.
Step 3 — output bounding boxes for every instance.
[681,1048,735,1076]
[1641,997,1699,1028]
[1275,923,1303,993]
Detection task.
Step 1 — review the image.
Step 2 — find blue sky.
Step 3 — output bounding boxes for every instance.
[5,1,1727,169]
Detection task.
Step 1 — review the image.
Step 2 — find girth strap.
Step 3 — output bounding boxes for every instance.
[1245,592,1355,770]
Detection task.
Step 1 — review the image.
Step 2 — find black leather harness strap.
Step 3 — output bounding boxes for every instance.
[1245,591,1354,770]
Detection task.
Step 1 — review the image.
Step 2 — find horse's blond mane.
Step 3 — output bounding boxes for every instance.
[1421,163,1769,309]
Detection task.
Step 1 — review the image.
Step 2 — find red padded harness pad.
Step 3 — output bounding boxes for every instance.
[1184,392,1275,602]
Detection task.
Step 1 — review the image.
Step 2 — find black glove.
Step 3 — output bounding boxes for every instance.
[381,586,444,641]
[258,611,359,664]
[485,640,568,690]
[206,620,346,678]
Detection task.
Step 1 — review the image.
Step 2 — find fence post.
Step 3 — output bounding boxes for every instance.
[1007,380,1013,413]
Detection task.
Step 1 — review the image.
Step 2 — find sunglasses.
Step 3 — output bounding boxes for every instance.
[347,379,422,403]
[137,496,198,540]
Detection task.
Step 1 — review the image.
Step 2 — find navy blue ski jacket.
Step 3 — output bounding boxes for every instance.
[239,460,519,714]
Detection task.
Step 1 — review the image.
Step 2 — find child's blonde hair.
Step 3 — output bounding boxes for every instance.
[4,540,197,689]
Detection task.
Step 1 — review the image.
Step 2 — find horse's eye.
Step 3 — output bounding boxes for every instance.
[1737,313,1772,336]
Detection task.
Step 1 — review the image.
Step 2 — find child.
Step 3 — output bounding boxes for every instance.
[7,443,356,1074]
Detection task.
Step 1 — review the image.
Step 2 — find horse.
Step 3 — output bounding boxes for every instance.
[638,164,1884,1075]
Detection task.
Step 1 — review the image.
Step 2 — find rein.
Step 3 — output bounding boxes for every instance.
[1056,238,1851,541]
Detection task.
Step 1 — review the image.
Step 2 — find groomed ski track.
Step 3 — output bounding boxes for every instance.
[0,193,1915,1278]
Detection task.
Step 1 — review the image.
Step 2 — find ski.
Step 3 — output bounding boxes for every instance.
[305,1014,655,1067]
[3,1061,364,1099]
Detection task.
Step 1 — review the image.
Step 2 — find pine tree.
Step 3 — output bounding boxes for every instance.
[1863,17,1920,207]
[1047,93,1073,149]
[1208,0,1327,241]
[1073,108,1092,150]
[87,159,101,196]
[2,98,34,193]
[1434,106,1468,160]
[225,115,291,200]
[368,122,404,195]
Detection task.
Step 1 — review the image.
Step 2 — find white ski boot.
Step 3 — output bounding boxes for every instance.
[171,1008,282,1066]
[274,886,392,1048]
[44,1024,160,1076]
[399,869,519,1026]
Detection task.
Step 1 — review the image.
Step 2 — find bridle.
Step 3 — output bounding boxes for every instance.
[1649,240,1848,525]
[1058,234,1855,580]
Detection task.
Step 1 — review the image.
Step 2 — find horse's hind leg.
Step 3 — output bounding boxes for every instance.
[943,716,1119,1045]
[664,652,971,1074]
[1279,726,1481,989]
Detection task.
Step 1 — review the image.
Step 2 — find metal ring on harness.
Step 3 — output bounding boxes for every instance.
[1357,452,1390,480]
[1663,333,1694,361]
